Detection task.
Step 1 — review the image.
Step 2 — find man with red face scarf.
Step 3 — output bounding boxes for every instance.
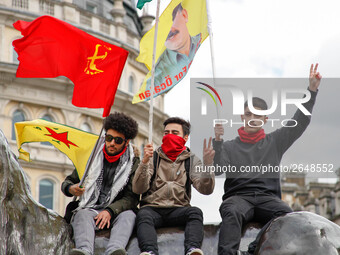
[132,117,215,255]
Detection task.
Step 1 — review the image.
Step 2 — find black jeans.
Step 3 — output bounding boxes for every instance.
[136,206,204,255]
[218,193,292,255]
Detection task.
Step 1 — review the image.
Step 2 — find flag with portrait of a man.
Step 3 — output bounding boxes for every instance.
[133,0,209,104]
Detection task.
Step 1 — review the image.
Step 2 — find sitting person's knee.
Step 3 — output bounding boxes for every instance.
[136,207,154,223]
[186,207,203,221]
[219,201,240,218]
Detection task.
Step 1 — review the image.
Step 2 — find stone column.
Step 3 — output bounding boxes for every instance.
[110,0,126,24]
[110,0,127,41]
[140,14,155,36]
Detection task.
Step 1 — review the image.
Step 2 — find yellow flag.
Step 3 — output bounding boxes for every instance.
[15,119,98,179]
[133,0,209,104]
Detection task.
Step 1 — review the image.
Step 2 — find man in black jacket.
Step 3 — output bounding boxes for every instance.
[203,64,322,255]
[61,112,139,255]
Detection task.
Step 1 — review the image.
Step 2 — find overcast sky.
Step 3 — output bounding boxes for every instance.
[142,0,340,223]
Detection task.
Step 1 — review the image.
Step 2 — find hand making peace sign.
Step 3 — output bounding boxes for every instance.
[203,137,215,165]
[309,63,322,92]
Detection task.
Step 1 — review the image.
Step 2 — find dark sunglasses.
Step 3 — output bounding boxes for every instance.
[105,134,126,144]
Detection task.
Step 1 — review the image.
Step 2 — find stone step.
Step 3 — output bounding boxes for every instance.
[93,223,261,255]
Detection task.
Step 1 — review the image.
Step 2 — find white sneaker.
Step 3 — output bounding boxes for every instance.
[186,247,204,255]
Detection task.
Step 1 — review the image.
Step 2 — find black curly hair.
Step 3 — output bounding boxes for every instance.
[104,112,138,140]
[163,117,191,136]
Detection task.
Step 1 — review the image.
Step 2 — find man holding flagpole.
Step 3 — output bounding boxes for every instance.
[61,112,139,255]
[132,117,215,255]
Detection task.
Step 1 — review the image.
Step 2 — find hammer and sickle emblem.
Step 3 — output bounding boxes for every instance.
[84,44,111,75]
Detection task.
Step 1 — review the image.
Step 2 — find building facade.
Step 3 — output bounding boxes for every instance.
[282,170,340,226]
[0,0,167,215]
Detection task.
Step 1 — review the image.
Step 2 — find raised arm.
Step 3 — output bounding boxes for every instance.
[273,63,322,154]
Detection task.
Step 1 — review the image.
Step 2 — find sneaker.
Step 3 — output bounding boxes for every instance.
[69,248,91,255]
[186,247,204,255]
[109,248,127,255]
[140,252,156,255]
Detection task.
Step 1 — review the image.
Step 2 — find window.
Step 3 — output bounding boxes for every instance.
[12,0,28,9]
[86,3,97,14]
[128,75,135,94]
[39,0,54,15]
[81,122,92,133]
[12,109,25,140]
[39,179,54,210]
[41,114,53,146]
[12,48,19,64]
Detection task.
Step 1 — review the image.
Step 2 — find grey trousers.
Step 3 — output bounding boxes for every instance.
[71,208,136,255]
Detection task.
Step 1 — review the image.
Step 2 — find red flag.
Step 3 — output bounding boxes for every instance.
[12,15,128,117]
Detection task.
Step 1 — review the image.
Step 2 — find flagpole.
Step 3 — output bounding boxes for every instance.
[72,121,105,201]
[205,0,220,119]
[148,0,161,144]
[78,123,104,188]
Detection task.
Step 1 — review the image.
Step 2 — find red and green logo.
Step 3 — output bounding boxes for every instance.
[196,82,222,106]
